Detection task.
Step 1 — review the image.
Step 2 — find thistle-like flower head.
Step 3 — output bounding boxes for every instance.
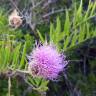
[28,43,68,80]
[9,9,22,28]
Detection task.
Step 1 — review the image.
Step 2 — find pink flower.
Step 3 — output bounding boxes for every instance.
[28,43,68,80]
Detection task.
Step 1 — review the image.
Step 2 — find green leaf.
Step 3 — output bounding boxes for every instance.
[19,42,27,69]
[64,10,70,36]
[37,30,44,43]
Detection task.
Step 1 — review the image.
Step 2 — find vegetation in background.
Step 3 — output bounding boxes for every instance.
[0,0,96,96]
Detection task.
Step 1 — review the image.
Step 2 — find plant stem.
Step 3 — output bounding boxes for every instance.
[8,76,11,96]
[39,92,46,96]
